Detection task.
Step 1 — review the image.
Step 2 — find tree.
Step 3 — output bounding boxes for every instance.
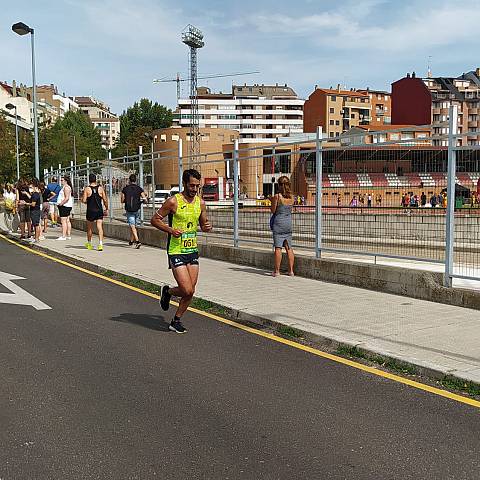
[0,113,16,182]
[40,111,104,171]
[116,98,173,155]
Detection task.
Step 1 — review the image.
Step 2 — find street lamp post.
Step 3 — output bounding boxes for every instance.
[145,132,157,195]
[12,21,39,179]
[5,103,20,180]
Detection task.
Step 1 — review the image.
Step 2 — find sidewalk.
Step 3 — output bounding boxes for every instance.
[12,227,480,385]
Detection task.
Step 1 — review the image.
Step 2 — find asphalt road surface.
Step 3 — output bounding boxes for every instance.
[0,237,479,480]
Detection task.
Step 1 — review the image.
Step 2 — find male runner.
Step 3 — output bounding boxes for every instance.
[150,169,212,333]
[81,173,109,251]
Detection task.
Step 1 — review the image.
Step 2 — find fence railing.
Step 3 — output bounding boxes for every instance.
[47,106,480,286]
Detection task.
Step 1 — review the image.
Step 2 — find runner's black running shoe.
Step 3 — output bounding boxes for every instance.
[160,285,171,311]
[135,241,141,249]
[169,319,187,334]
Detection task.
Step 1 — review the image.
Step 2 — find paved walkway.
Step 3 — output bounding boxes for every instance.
[7,227,480,385]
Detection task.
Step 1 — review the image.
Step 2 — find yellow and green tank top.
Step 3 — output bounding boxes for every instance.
[167,193,201,255]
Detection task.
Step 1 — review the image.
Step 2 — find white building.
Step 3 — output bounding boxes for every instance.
[0,82,34,130]
[175,84,304,144]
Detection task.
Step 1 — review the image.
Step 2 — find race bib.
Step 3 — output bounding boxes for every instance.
[181,232,197,253]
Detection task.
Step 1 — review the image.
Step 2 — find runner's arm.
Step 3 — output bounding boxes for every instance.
[150,197,181,236]
[81,187,89,204]
[99,186,109,210]
[199,200,212,232]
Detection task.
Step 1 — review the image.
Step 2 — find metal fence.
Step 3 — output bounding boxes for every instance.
[47,105,480,287]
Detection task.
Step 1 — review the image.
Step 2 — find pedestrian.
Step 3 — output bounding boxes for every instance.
[56,175,74,241]
[430,193,437,208]
[151,169,212,334]
[16,178,32,239]
[3,183,17,233]
[28,179,42,243]
[82,173,109,251]
[121,173,148,249]
[270,176,295,277]
[367,193,372,207]
[40,181,53,238]
[46,176,61,228]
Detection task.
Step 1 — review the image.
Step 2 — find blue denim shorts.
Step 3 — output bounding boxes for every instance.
[126,210,141,226]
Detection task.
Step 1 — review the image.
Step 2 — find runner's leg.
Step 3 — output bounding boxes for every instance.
[87,220,93,242]
[170,264,199,318]
[96,219,104,243]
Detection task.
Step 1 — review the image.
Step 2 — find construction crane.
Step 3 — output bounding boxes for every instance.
[153,71,261,101]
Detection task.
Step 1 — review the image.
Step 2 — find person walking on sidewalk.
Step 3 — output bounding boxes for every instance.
[121,173,147,249]
[56,175,74,241]
[151,169,212,334]
[3,183,17,233]
[82,173,108,251]
[40,181,54,238]
[270,176,295,277]
[16,178,32,239]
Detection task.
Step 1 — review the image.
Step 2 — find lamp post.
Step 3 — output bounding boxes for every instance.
[5,103,20,180]
[12,21,39,179]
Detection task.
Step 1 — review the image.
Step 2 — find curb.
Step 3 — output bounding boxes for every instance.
[5,232,479,397]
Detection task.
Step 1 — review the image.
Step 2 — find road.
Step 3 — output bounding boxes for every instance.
[0,237,479,479]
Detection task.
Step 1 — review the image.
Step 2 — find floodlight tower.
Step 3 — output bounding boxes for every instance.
[182,24,204,161]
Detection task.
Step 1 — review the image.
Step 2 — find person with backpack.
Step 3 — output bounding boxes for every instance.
[81,173,109,251]
[121,173,147,249]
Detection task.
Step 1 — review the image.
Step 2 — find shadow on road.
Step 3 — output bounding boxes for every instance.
[110,313,170,332]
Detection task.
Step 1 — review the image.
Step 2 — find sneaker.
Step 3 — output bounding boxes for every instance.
[97,244,104,251]
[129,240,133,246]
[85,242,93,250]
[66,236,71,240]
[39,235,45,240]
[169,319,187,334]
[56,236,67,241]
[160,285,171,311]
[135,241,141,249]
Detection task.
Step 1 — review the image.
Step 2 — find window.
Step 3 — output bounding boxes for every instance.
[351,113,355,119]
[329,132,334,138]
[330,120,334,125]
[331,95,336,102]
[329,108,335,114]
[335,120,340,126]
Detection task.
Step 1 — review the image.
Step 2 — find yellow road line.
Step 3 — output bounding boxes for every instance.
[2,233,479,409]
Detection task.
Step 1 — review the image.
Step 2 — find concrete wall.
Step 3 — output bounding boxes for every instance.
[69,217,480,311]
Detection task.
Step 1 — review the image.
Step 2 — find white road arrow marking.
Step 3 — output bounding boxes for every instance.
[0,271,51,310]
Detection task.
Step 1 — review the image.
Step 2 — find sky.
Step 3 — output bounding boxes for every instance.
[2,0,480,115]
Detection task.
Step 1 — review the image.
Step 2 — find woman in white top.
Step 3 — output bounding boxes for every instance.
[3,183,17,233]
[56,175,74,240]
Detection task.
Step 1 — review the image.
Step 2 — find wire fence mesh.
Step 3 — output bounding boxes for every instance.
[47,113,480,285]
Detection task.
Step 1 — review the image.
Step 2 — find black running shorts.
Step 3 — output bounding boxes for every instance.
[168,252,199,269]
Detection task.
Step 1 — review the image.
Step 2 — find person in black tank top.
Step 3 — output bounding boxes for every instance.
[81,173,109,251]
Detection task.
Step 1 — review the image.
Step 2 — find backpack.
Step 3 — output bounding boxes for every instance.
[124,185,142,212]
[4,198,15,213]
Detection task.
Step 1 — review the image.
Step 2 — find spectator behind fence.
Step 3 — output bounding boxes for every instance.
[270,176,294,277]
[56,175,74,241]
[121,173,147,249]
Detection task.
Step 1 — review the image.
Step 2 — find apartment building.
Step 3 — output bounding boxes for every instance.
[34,84,78,119]
[357,89,391,127]
[392,69,480,146]
[72,96,120,149]
[303,86,372,138]
[175,84,304,144]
